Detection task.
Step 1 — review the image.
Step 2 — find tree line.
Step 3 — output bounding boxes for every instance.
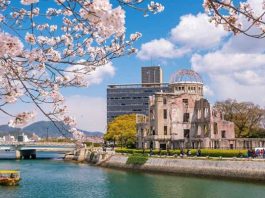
[104,100,265,148]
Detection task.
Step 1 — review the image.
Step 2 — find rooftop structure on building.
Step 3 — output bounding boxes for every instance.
[107,66,169,123]
[141,66,162,84]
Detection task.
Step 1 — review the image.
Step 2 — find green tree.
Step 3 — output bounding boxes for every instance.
[214,99,265,137]
[104,114,136,148]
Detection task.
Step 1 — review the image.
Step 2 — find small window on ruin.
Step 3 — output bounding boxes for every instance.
[204,125,208,136]
[163,97,167,105]
[183,113,190,123]
[163,109,167,119]
[204,108,209,118]
[182,87,184,90]
[214,122,218,134]
[164,126,167,135]
[141,128,144,136]
[183,99,188,107]
[197,125,201,136]
[222,130,226,138]
[151,127,155,135]
[184,129,190,138]
[197,109,201,119]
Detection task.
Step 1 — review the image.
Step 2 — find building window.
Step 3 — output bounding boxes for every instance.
[163,97,167,105]
[197,125,201,136]
[151,127,155,135]
[164,126,167,135]
[164,109,167,119]
[183,113,189,123]
[197,109,201,119]
[214,122,218,134]
[183,99,188,107]
[204,108,209,118]
[221,130,226,138]
[184,129,190,138]
[204,125,209,136]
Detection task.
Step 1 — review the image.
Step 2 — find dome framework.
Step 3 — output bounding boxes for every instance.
[170,69,203,84]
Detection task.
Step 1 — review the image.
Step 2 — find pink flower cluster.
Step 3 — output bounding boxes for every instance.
[0,0,163,140]
[203,0,265,38]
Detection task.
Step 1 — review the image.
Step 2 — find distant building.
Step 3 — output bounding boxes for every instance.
[31,133,41,142]
[141,66,162,84]
[107,83,169,123]
[3,135,16,142]
[107,66,169,123]
[17,133,30,142]
[137,70,236,150]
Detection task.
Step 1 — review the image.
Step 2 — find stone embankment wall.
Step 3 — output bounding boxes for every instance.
[100,154,265,182]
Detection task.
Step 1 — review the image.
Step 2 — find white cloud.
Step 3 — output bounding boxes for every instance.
[191,42,265,106]
[65,62,115,86]
[233,70,265,86]
[86,62,115,86]
[170,13,228,49]
[191,52,265,74]
[65,95,106,132]
[203,85,214,97]
[137,13,229,61]
[137,38,189,60]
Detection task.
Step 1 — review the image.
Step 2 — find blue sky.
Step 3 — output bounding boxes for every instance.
[64,1,204,96]
[60,1,211,131]
[2,0,265,132]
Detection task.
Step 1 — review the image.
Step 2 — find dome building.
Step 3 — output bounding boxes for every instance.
[169,69,203,97]
[137,69,236,150]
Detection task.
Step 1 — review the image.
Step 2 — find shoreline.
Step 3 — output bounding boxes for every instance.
[98,154,265,182]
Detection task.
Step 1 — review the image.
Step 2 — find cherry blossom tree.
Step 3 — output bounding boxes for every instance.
[2,0,262,141]
[0,0,164,140]
[204,0,265,38]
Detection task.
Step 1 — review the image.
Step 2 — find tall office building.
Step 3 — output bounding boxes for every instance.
[141,66,162,84]
[107,66,168,123]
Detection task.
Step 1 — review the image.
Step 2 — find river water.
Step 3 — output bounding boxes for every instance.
[0,151,265,198]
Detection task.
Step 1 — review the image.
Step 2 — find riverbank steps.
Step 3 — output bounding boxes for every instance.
[65,149,265,182]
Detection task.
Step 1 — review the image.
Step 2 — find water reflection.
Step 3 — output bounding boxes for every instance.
[0,159,265,198]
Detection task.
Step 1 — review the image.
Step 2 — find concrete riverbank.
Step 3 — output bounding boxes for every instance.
[100,154,265,182]
[65,149,265,182]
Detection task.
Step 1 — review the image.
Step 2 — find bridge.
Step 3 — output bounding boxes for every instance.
[0,142,76,159]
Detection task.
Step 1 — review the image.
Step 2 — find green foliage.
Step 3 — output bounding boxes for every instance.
[38,138,75,143]
[84,142,102,147]
[126,154,148,165]
[116,148,247,158]
[214,99,265,138]
[104,114,137,148]
[198,149,247,157]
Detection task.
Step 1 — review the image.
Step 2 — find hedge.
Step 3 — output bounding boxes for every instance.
[116,148,247,158]
[84,142,102,147]
[126,154,148,165]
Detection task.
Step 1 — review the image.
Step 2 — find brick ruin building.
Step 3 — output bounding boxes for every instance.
[137,69,239,150]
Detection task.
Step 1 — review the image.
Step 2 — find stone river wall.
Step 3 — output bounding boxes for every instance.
[100,154,265,182]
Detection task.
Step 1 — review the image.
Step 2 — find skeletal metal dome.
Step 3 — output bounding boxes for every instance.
[170,69,203,84]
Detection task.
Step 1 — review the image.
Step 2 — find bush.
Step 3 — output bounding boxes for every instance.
[84,142,102,147]
[126,154,148,165]
[116,148,247,158]
[199,149,247,158]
